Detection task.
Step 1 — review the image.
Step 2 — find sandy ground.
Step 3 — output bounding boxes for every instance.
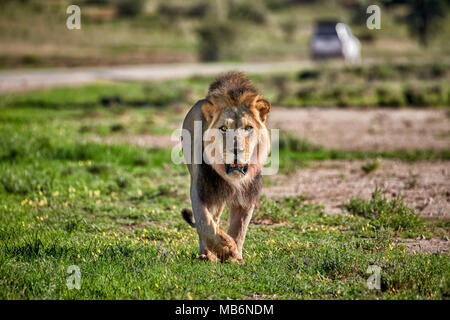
[401,238,449,254]
[263,159,450,218]
[268,107,450,151]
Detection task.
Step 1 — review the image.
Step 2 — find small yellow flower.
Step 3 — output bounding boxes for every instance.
[52,191,59,197]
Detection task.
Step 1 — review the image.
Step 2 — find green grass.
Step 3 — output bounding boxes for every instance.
[343,188,423,238]
[0,82,449,300]
[361,159,381,174]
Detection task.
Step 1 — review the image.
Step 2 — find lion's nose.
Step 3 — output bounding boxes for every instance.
[233,146,245,159]
[233,146,244,154]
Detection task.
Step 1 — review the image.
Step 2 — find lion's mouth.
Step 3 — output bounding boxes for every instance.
[225,160,249,175]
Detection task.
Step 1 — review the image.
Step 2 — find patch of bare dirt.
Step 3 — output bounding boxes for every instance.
[263,159,450,218]
[268,107,450,151]
[400,238,450,254]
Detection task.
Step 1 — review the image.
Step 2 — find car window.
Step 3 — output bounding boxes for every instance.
[315,24,338,36]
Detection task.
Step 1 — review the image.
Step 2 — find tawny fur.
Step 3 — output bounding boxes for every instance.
[181,72,271,263]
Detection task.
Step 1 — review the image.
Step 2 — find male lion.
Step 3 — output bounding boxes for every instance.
[181,72,271,262]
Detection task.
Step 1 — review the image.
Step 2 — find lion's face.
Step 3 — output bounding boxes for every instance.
[202,96,271,184]
[214,106,260,179]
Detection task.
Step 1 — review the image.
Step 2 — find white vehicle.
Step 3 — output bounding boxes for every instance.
[310,20,361,64]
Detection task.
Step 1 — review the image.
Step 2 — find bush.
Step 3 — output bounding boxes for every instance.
[158,2,211,19]
[403,85,445,107]
[297,69,320,81]
[376,87,404,107]
[361,159,380,174]
[404,86,427,106]
[343,188,422,235]
[229,2,268,24]
[367,65,396,81]
[116,0,145,17]
[196,23,238,61]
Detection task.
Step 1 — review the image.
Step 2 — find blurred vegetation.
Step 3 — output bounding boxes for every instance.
[404,0,448,47]
[116,0,146,17]
[0,0,449,68]
[196,22,238,62]
[270,62,450,108]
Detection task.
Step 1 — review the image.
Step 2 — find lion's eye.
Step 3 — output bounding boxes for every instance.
[219,126,227,132]
[245,126,253,131]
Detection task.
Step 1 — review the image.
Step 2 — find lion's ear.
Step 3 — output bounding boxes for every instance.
[254,98,271,123]
[201,100,220,123]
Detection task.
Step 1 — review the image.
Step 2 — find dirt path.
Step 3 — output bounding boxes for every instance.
[263,159,450,218]
[0,61,311,93]
[268,107,450,151]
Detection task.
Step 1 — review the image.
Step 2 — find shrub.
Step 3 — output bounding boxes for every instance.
[376,87,404,107]
[116,0,145,17]
[158,2,211,19]
[367,65,396,81]
[297,69,320,81]
[403,85,444,107]
[229,2,268,24]
[196,23,238,61]
[280,20,297,40]
[404,86,427,106]
[361,159,380,174]
[343,188,422,235]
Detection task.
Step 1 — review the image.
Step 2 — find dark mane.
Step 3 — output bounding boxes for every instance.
[207,72,259,104]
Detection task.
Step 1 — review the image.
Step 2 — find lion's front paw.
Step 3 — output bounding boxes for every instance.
[198,250,217,262]
[216,230,240,263]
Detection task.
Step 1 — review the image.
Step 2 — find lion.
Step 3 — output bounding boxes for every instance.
[181,72,271,262]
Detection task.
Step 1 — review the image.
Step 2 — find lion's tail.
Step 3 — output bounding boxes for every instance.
[181,208,195,228]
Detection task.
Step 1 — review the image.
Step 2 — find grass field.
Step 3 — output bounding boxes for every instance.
[0,78,449,299]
